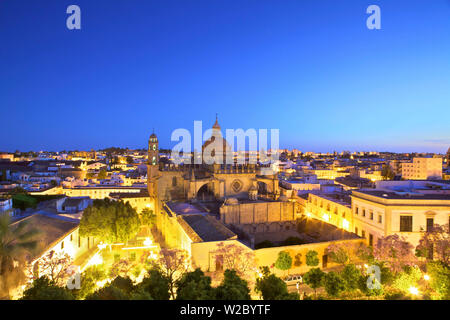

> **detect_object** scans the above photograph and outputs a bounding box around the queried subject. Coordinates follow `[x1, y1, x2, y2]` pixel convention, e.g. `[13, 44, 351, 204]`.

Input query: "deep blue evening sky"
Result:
[1, 0, 449, 153]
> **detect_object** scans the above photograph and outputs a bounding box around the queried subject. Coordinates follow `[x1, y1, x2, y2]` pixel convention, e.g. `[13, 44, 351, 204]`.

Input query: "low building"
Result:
[10, 213, 100, 279]
[401, 157, 442, 180]
[351, 181, 450, 248]
[304, 193, 353, 232]
[63, 186, 146, 199]
[109, 190, 151, 213]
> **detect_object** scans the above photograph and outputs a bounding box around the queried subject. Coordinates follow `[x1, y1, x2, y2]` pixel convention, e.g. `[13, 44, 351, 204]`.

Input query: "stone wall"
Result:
[220, 200, 296, 225]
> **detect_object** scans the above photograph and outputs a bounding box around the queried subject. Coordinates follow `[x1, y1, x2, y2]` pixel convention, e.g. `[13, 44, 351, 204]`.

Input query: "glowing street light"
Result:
[424, 274, 430, 281]
[143, 237, 153, 246]
[409, 286, 419, 296]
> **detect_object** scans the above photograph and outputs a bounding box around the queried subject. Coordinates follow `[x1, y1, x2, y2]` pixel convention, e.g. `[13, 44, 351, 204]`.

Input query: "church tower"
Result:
[147, 132, 159, 198]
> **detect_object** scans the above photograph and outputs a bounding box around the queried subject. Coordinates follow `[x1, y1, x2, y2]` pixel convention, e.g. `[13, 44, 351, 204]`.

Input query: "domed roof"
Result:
[150, 133, 157, 139]
[202, 116, 232, 160]
[212, 115, 221, 130]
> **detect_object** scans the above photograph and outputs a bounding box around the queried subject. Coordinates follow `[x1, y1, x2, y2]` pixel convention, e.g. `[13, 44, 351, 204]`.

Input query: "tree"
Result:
[381, 164, 395, 180]
[416, 224, 449, 265]
[274, 251, 292, 275]
[73, 264, 108, 299]
[373, 235, 417, 273]
[426, 260, 450, 300]
[255, 267, 299, 300]
[86, 283, 129, 300]
[109, 259, 136, 278]
[158, 248, 190, 299]
[214, 242, 256, 280]
[79, 199, 140, 245]
[303, 268, 325, 298]
[109, 276, 134, 295]
[0, 214, 40, 299]
[20, 276, 74, 300]
[305, 250, 319, 267]
[126, 156, 134, 164]
[130, 288, 153, 300]
[34, 250, 73, 286]
[323, 272, 345, 297]
[340, 264, 361, 292]
[215, 269, 250, 300]
[140, 208, 156, 227]
[326, 241, 371, 266]
[392, 265, 422, 294]
[175, 268, 215, 300]
[136, 267, 170, 300]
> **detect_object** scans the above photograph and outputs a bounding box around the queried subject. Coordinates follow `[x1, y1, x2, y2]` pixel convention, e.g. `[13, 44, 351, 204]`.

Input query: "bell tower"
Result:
[147, 132, 159, 198]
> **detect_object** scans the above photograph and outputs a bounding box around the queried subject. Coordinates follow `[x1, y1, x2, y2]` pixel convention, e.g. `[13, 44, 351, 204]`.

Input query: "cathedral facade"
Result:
[147, 118, 281, 205]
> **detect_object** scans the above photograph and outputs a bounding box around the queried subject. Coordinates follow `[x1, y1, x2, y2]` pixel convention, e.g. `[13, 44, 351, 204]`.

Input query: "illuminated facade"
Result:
[401, 157, 443, 180]
[351, 186, 450, 248]
[304, 193, 353, 232]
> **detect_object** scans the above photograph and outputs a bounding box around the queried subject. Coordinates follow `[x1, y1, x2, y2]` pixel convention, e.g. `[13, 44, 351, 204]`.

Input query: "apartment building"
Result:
[401, 157, 442, 180]
[351, 182, 450, 248]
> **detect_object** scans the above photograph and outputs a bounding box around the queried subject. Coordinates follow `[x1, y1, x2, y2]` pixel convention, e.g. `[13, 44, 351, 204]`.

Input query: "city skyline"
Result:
[1, 0, 449, 153]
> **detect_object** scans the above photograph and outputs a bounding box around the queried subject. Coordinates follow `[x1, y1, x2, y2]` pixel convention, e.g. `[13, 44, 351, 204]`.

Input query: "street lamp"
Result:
[409, 286, 419, 296]
[423, 274, 430, 281]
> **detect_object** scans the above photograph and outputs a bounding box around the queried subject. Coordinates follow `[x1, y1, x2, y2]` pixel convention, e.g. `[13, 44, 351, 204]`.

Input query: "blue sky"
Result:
[0, 0, 449, 153]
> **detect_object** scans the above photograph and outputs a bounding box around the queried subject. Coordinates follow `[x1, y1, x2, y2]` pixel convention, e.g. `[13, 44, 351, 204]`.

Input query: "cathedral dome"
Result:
[202, 116, 232, 164]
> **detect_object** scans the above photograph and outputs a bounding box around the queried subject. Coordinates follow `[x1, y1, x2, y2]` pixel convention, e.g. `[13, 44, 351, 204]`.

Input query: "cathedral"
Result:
[147, 117, 282, 205]
[147, 117, 297, 254]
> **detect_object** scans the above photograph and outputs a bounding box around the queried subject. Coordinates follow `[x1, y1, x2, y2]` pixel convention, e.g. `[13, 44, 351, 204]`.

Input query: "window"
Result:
[362, 209, 366, 217]
[70, 234, 73, 241]
[370, 211, 374, 220]
[369, 234, 373, 246]
[172, 177, 177, 187]
[362, 230, 366, 238]
[400, 216, 413, 232]
[61, 241, 64, 250]
[355, 207, 359, 215]
[78, 236, 81, 248]
[378, 215, 382, 224]
[355, 227, 358, 235]
[215, 255, 223, 271]
[426, 218, 434, 232]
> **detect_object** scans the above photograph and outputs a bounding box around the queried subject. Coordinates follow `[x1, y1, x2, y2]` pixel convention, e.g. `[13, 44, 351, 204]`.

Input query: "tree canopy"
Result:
[79, 199, 140, 244]
[274, 251, 292, 274]
[305, 250, 319, 267]
[20, 276, 74, 300]
[214, 269, 250, 300]
[255, 267, 299, 300]
[175, 268, 215, 300]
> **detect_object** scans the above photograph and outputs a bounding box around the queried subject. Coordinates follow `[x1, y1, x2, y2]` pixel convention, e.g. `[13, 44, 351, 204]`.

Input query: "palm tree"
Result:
[0, 214, 41, 299]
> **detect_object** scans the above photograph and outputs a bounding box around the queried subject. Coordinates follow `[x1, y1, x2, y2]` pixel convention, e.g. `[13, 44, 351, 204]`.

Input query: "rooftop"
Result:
[179, 214, 236, 242]
[353, 190, 450, 200]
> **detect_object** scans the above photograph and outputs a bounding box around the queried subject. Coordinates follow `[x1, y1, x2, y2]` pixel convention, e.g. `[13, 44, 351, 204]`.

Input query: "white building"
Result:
[402, 157, 442, 180]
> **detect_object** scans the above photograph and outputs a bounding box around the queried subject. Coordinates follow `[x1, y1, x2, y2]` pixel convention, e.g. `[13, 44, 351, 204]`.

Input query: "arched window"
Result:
[172, 177, 177, 187]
